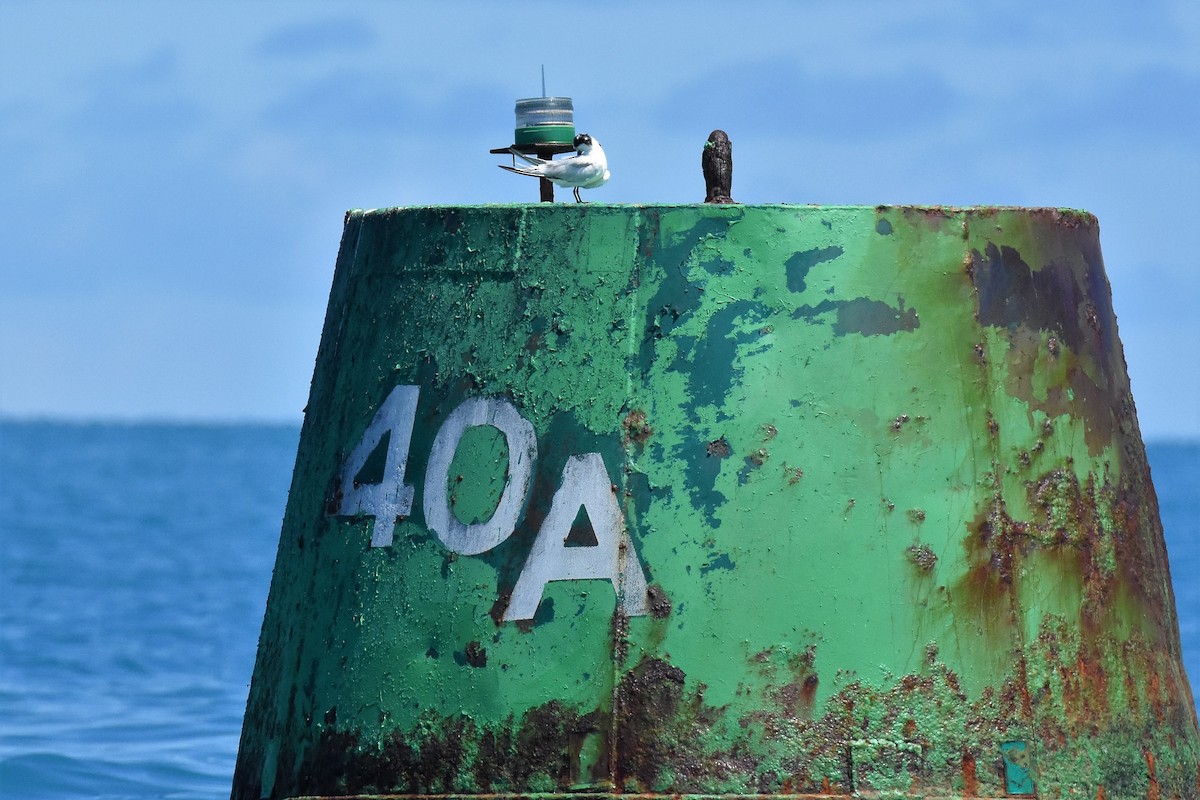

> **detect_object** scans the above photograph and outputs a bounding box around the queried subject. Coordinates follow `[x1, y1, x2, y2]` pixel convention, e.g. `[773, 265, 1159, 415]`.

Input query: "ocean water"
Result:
[0, 422, 296, 800]
[0, 421, 1196, 800]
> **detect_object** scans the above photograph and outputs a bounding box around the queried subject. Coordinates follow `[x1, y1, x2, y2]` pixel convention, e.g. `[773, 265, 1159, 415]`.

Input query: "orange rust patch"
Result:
[962, 750, 978, 797]
[1145, 751, 1159, 800]
[621, 409, 653, 447]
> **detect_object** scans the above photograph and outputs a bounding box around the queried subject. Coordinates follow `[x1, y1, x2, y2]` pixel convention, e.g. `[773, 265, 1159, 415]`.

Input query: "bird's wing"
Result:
[499, 154, 607, 188]
[539, 156, 603, 183]
[580, 168, 611, 189]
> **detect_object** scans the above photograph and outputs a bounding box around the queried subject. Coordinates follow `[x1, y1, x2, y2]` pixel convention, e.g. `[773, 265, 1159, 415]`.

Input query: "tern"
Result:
[499, 133, 610, 202]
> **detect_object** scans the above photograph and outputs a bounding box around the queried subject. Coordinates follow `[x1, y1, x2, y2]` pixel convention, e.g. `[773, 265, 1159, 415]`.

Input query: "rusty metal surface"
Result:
[232, 205, 1199, 800]
[282, 795, 1017, 800]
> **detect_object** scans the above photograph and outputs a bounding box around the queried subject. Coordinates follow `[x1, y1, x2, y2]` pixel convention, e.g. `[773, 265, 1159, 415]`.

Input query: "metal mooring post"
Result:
[536, 145, 555, 203]
[702, 129, 734, 203]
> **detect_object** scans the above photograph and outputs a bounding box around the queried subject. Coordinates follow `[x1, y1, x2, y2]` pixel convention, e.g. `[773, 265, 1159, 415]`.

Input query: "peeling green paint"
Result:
[233, 205, 1199, 800]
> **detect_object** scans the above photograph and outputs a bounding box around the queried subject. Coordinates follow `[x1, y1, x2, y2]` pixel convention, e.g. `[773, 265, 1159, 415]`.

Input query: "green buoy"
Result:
[232, 204, 1199, 799]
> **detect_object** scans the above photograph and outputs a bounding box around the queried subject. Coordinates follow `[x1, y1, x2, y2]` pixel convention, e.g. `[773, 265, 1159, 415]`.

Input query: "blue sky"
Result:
[1, 1, 1197, 438]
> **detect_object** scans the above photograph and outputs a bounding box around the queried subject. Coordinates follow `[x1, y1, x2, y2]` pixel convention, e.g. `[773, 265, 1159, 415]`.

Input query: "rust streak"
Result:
[962, 750, 978, 797]
[1145, 750, 1159, 800]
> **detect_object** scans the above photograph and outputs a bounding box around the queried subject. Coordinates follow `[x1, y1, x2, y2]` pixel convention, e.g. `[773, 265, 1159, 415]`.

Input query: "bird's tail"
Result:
[508, 148, 551, 166]
[498, 164, 543, 178]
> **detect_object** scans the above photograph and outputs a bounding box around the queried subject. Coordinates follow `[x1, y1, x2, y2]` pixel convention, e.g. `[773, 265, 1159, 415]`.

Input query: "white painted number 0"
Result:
[422, 397, 537, 555]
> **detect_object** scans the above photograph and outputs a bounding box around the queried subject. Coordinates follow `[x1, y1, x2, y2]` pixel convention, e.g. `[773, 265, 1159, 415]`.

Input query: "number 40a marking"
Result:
[328, 385, 649, 621]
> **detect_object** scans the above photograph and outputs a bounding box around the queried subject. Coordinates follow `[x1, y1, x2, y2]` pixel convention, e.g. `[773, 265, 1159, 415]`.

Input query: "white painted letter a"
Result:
[503, 453, 649, 621]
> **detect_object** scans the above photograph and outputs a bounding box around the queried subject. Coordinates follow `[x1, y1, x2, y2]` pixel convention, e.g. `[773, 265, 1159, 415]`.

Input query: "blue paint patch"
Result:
[1000, 740, 1035, 795]
[701, 552, 736, 575]
[700, 254, 737, 276]
[785, 246, 843, 294]
[673, 426, 727, 529]
[791, 296, 919, 336]
[672, 301, 773, 420]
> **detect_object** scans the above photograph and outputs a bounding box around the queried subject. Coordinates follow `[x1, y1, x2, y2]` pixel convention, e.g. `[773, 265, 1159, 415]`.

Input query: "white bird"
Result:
[499, 133, 610, 202]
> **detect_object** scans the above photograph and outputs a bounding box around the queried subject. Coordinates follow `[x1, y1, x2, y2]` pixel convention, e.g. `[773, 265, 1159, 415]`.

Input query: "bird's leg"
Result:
[574, 186, 584, 203]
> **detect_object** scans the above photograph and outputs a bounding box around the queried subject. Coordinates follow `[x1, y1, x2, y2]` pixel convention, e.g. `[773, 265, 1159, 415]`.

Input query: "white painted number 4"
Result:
[333, 385, 418, 548]
[329, 385, 648, 620]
